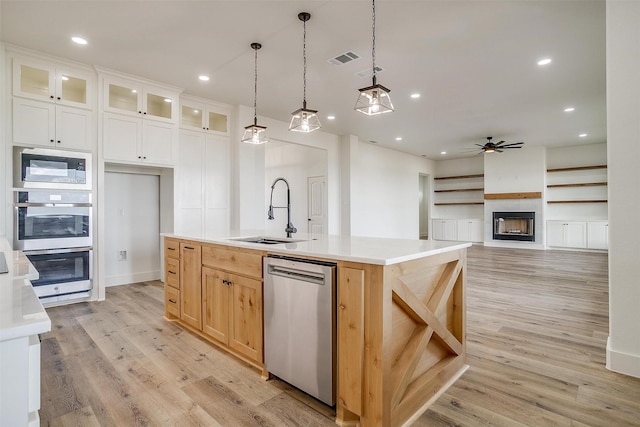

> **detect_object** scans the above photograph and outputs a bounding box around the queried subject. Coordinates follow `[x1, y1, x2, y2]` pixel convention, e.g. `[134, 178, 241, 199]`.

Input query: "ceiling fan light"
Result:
[241, 123, 269, 144]
[289, 107, 321, 133]
[354, 83, 394, 115]
[484, 147, 495, 153]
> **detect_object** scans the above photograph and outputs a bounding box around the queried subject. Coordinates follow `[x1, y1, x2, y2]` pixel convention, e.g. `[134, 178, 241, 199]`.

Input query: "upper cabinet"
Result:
[100, 73, 182, 166]
[104, 77, 178, 124]
[180, 97, 230, 135]
[13, 58, 93, 110]
[11, 55, 95, 151]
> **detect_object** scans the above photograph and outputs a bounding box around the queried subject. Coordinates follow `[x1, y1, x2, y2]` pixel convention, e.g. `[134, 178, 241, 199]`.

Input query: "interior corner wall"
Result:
[0, 43, 7, 240]
[349, 140, 435, 239]
[606, 0, 640, 379]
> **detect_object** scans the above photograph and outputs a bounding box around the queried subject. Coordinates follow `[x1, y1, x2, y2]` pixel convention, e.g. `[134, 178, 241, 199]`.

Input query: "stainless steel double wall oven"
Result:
[14, 147, 93, 304]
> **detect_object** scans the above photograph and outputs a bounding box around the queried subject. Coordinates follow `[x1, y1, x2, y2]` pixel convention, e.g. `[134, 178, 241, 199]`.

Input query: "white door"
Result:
[307, 176, 327, 235]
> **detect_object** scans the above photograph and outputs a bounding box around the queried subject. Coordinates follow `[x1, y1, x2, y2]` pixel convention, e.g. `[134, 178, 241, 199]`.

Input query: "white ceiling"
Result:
[0, 0, 606, 160]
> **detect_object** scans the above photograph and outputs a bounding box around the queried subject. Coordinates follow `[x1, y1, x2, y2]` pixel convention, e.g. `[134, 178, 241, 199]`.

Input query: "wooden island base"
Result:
[336, 248, 467, 426]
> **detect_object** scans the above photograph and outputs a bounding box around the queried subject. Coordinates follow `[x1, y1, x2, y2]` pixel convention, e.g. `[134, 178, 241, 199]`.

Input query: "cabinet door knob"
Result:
[57, 140, 61, 144]
[143, 156, 147, 159]
[57, 97, 61, 100]
[138, 111, 142, 114]
[138, 156, 142, 159]
[50, 95, 54, 99]
[50, 139, 54, 143]
[143, 112, 147, 115]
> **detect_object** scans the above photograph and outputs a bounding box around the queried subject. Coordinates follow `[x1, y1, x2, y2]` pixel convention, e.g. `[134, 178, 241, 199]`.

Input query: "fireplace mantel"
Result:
[484, 192, 542, 200]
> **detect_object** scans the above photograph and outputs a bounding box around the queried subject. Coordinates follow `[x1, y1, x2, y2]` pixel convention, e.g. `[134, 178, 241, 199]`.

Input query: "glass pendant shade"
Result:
[243, 42, 268, 144]
[289, 105, 321, 133]
[354, 82, 394, 115]
[241, 122, 268, 144]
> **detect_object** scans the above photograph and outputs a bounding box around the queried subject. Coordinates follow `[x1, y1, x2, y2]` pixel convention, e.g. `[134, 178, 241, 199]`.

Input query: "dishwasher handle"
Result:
[266, 263, 326, 286]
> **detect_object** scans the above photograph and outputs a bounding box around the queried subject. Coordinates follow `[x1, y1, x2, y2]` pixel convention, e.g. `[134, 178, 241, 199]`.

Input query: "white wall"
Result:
[104, 172, 160, 287]
[0, 44, 7, 239]
[264, 140, 326, 237]
[484, 145, 546, 194]
[606, 0, 640, 378]
[348, 141, 435, 239]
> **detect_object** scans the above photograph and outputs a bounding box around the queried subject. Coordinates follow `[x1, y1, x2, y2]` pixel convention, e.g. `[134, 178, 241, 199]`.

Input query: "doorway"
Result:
[419, 174, 430, 239]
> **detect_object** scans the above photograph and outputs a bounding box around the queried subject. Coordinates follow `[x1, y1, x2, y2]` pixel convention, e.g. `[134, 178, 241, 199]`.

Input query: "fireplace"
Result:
[493, 211, 535, 242]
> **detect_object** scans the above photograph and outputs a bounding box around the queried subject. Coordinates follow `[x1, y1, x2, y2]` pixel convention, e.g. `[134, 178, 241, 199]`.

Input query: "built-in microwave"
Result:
[13, 146, 92, 190]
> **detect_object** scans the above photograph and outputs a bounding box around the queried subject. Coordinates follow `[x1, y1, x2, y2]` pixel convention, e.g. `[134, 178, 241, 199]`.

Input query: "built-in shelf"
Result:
[434, 174, 484, 180]
[547, 182, 607, 188]
[547, 165, 607, 173]
[547, 200, 608, 204]
[434, 202, 485, 206]
[434, 188, 484, 193]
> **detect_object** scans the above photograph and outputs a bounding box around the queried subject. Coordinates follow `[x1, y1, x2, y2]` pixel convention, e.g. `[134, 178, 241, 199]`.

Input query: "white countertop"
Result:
[0, 238, 51, 342]
[164, 231, 471, 265]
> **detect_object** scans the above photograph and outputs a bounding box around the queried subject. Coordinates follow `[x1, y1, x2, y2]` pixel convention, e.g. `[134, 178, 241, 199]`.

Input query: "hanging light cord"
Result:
[371, 0, 377, 85]
[253, 46, 258, 125]
[302, 16, 307, 108]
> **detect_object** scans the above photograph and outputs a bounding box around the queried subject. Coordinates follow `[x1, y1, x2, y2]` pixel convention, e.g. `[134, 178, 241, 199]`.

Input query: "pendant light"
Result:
[242, 42, 269, 144]
[289, 12, 321, 133]
[354, 0, 394, 115]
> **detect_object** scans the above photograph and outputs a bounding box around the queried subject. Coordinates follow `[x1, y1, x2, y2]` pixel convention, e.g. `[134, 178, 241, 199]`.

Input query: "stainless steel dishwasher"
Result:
[263, 255, 336, 406]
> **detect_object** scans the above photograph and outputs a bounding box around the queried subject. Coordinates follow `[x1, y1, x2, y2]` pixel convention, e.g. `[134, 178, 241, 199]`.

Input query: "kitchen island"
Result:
[0, 237, 51, 427]
[163, 232, 470, 427]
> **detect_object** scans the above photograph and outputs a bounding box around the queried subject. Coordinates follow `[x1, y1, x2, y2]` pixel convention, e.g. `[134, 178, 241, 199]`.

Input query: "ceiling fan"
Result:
[477, 136, 524, 154]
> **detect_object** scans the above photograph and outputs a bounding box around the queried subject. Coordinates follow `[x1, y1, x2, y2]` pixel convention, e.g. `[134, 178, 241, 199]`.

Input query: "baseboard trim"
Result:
[105, 270, 160, 287]
[606, 336, 640, 378]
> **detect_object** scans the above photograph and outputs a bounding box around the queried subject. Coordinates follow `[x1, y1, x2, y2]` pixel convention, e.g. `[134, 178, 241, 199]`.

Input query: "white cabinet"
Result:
[587, 221, 609, 249]
[103, 112, 176, 166]
[180, 98, 230, 135]
[432, 219, 457, 241]
[102, 76, 180, 166]
[104, 77, 178, 123]
[11, 56, 95, 151]
[547, 221, 587, 248]
[457, 219, 483, 242]
[13, 98, 92, 150]
[174, 130, 230, 236]
[13, 57, 93, 109]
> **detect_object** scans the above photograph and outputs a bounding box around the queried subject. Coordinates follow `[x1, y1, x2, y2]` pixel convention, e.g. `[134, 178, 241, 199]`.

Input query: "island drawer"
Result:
[165, 286, 180, 318]
[202, 245, 262, 279]
[165, 238, 180, 259]
[165, 257, 180, 289]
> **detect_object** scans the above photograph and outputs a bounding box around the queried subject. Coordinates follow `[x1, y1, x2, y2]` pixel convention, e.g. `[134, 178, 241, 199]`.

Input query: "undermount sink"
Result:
[229, 236, 306, 245]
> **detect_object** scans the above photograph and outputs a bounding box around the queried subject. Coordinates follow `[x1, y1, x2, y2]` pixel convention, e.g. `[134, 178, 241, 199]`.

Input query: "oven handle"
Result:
[14, 203, 92, 208]
[24, 247, 93, 256]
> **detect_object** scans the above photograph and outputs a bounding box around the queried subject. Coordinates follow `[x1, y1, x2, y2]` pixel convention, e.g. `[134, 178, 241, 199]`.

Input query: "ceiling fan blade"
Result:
[496, 149, 504, 153]
[494, 140, 506, 146]
[503, 146, 522, 149]
[475, 144, 486, 148]
[502, 142, 524, 147]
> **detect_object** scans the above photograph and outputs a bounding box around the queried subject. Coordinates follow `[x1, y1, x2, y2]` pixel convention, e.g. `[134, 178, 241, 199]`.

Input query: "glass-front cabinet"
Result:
[12, 58, 93, 109]
[180, 98, 229, 134]
[104, 77, 178, 123]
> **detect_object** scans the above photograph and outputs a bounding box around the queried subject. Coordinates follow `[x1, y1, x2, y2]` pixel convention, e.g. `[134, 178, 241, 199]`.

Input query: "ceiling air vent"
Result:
[355, 66, 383, 79]
[328, 51, 360, 66]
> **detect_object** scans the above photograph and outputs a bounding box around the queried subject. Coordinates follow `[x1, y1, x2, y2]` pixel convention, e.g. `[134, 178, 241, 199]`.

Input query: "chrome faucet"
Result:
[268, 177, 297, 238]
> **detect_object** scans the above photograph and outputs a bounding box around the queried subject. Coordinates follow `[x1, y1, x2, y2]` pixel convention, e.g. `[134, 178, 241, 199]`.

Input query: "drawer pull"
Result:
[184, 246, 195, 250]
[168, 299, 177, 304]
[168, 270, 176, 275]
[167, 247, 176, 251]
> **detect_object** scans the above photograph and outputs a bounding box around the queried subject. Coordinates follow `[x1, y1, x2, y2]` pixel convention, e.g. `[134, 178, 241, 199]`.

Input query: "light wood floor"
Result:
[39, 246, 640, 426]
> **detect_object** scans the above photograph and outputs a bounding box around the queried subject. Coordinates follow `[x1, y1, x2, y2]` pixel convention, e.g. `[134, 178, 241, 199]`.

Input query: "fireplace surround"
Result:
[493, 211, 535, 242]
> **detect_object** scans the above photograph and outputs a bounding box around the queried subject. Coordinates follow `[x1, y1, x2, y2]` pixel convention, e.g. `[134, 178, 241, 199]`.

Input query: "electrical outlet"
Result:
[118, 250, 127, 261]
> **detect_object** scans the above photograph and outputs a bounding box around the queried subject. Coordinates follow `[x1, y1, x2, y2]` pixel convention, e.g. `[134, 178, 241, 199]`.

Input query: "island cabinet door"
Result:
[180, 242, 202, 330]
[228, 273, 263, 364]
[202, 267, 230, 344]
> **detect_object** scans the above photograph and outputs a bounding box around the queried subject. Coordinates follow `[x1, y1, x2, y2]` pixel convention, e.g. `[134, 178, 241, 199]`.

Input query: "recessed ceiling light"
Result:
[198, 75, 210, 81]
[441, 151, 447, 155]
[164, 98, 172, 103]
[193, 109, 199, 113]
[410, 93, 421, 99]
[71, 36, 88, 45]
[579, 133, 588, 137]
[395, 137, 402, 141]
[327, 115, 335, 120]
[61, 76, 69, 81]
[564, 107, 575, 112]
[537, 58, 552, 66]
[131, 89, 137, 93]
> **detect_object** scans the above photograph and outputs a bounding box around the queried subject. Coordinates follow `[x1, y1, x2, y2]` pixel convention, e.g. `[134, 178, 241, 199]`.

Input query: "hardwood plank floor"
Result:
[38, 246, 640, 426]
